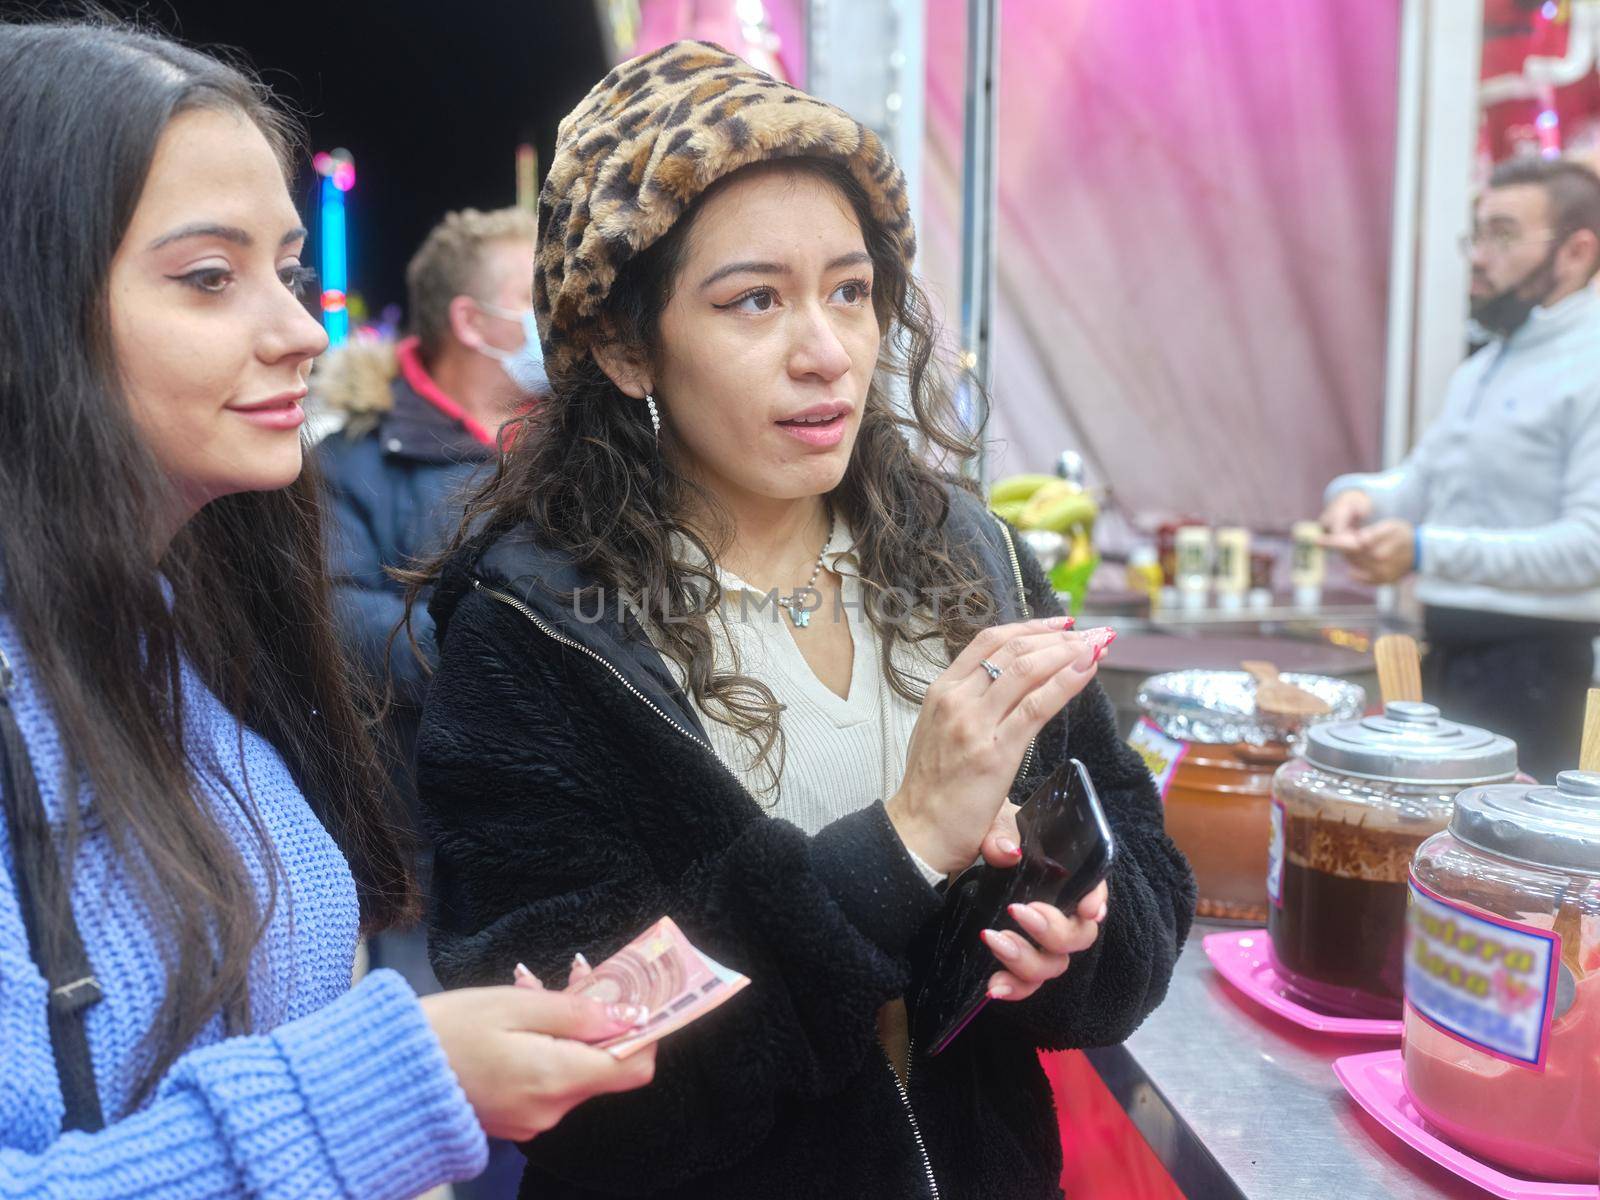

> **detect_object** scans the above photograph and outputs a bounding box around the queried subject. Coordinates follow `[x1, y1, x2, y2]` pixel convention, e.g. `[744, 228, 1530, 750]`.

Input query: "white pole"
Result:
[957, 0, 1000, 484]
[1382, 0, 1425, 470]
[1412, 0, 1484, 433]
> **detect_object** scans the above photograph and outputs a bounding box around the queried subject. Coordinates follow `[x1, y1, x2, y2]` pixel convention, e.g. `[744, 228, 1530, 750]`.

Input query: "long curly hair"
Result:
[413, 158, 998, 792]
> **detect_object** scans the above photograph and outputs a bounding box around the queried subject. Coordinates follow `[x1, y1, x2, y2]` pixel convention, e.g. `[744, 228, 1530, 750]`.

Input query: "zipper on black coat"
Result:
[469, 534, 1038, 1200]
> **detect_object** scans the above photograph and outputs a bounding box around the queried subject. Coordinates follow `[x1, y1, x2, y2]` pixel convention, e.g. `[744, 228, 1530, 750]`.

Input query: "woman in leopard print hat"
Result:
[413, 39, 1194, 1200]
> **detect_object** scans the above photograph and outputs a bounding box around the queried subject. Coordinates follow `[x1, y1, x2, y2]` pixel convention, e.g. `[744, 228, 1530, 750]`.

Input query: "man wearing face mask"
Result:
[316, 206, 542, 739]
[311, 206, 542, 1200]
[1320, 158, 1600, 781]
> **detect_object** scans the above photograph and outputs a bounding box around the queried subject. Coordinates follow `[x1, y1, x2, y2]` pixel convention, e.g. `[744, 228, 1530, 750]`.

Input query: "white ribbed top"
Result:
[652, 531, 951, 881]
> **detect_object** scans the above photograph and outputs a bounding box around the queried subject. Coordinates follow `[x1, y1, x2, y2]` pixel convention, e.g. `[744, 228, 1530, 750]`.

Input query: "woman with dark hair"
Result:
[414, 41, 1195, 1200]
[0, 19, 654, 1196]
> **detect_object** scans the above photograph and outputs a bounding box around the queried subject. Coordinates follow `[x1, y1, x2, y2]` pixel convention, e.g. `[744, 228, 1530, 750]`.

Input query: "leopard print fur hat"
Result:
[533, 40, 915, 380]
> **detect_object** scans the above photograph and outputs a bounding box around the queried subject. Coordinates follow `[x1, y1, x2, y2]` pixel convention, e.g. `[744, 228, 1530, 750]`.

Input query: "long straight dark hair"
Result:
[0, 18, 416, 1108]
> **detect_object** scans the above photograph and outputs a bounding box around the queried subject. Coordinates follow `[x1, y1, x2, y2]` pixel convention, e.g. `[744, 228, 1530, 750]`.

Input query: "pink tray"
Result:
[1202, 929, 1404, 1038]
[1334, 1049, 1599, 1200]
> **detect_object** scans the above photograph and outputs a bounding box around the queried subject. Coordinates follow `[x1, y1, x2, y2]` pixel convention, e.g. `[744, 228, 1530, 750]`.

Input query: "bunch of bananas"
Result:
[989, 474, 1099, 571]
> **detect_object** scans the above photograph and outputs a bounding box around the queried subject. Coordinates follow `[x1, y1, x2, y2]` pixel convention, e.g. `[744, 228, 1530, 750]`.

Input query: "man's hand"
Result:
[1319, 489, 1375, 538]
[1340, 518, 1416, 585]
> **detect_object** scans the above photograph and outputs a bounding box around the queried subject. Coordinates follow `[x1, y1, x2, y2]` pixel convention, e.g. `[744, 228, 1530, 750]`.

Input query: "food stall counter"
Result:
[1084, 921, 1490, 1200]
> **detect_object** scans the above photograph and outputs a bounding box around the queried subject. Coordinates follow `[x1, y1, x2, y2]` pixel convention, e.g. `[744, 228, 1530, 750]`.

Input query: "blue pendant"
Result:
[789, 607, 811, 629]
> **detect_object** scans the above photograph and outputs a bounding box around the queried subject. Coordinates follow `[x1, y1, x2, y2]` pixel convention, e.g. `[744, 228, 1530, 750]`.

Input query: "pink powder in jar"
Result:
[1402, 910, 1600, 1182]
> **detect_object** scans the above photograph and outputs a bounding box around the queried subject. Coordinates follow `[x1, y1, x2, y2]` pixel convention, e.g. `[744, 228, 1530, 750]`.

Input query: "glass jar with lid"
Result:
[1267, 701, 1518, 1019]
[1403, 770, 1600, 1183]
[1135, 669, 1365, 924]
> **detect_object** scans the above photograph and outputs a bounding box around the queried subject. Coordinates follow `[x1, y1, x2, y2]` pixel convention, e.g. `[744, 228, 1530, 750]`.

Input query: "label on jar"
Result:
[1266, 797, 1285, 907]
[1127, 719, 1188, 804]
[1405, 877, 1561, 1070]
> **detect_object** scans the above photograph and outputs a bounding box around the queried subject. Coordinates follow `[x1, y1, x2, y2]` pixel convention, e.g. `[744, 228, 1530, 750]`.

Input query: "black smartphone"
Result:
[911, 758, 1115, 1056]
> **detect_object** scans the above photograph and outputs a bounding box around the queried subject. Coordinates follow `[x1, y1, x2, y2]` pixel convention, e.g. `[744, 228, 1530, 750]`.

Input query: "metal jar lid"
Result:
[1450, 770, 1600, 876]
[1301, 701, 1518, 786]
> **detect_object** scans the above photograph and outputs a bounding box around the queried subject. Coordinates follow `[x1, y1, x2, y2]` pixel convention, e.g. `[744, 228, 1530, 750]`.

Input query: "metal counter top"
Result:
[1085, 923, 1488, 1200]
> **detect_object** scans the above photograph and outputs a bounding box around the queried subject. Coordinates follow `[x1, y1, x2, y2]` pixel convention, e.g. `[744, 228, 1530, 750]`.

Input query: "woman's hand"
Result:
[975, 803, 1108, 1002]
[983, 882, 1108, 1001]
[420, 984, 657, 1142]
[886, 618, 1111, 874]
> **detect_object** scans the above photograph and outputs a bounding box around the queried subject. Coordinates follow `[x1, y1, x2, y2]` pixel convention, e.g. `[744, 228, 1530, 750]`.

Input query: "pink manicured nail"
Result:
[984, 930, 1021, 960]
[1095, 902, 1108, 924]
[988, 981, 1014, 1000]
[995, 837, 1020, 858]
[572, 952, 591, 972]
[1009, 903, 1046, 935]
[513, 962, 541, 988]
[1091, 628, 1118, 664]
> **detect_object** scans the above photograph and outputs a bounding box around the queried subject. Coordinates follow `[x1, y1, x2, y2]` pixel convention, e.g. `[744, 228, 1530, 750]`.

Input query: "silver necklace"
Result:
[778, 510, 835, 629]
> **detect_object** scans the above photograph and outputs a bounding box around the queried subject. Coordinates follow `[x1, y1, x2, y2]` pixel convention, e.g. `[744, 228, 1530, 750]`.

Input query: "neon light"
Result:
[1536, 105, 1562, 158]
[319, 174, 348, 346]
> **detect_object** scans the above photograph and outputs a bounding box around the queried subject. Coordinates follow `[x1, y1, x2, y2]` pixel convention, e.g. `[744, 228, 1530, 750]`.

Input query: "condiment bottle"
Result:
[1214, 527, 1251, 611]
[1291, 520, 1324, 611]
[1174, 525, 1212, 611]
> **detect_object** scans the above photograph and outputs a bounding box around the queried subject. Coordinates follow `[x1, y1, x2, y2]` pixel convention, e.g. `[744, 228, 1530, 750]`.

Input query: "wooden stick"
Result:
[1241, 660, 1331, 718]
[1240, 660, 1278, 688]
[1580, 688, 1600, 773]
[1373, 635, 1423, 705]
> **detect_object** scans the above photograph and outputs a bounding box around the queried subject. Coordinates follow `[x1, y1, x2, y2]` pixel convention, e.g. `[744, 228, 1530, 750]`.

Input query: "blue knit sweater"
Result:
[0, 614, 487, 1198]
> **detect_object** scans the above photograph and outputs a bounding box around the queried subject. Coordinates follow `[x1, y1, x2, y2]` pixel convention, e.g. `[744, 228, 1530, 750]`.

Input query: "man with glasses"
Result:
[1321, 158, 1600, 782]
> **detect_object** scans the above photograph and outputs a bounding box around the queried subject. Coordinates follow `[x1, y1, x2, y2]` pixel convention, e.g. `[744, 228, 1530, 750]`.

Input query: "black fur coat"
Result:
[417, 486, 1196, 1200]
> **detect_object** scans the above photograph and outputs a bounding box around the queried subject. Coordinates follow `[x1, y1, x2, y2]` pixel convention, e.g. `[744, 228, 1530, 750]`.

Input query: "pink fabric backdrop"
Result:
[919, 0, 1401, 526]
[631, 0, 805, 82]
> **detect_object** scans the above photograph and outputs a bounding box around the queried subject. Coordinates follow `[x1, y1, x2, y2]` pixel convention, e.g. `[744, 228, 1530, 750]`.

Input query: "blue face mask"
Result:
[473, 302, 548, 395]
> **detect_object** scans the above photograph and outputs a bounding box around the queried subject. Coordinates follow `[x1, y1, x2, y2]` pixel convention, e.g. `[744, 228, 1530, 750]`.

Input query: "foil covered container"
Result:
[1137, 669, 1366, 746]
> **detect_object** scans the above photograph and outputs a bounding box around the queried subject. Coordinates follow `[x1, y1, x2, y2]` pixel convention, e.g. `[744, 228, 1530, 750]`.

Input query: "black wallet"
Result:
[911, 757, 1115, 1056]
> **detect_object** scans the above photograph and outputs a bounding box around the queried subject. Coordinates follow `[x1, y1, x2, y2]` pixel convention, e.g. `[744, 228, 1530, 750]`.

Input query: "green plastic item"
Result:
[1049, 554, 1099, 617]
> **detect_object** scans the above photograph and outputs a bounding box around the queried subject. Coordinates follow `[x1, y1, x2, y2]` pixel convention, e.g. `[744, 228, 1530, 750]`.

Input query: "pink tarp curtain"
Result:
[919, 0, 1402, 527]
[631, 0, 805, 83]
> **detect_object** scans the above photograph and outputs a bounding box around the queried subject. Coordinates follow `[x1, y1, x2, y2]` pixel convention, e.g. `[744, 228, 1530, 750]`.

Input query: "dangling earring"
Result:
[644, 393, 661, 441]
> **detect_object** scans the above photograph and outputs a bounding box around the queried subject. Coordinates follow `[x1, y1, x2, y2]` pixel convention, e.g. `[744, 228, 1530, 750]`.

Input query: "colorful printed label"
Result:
[1127, 718, 1188, 805]
[1405, 877, 1561, 1070]
[1266, 797, 1285, 907]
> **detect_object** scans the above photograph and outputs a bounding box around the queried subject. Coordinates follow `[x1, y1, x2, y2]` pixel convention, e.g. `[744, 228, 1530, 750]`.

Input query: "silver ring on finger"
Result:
[980, 658, 1004, 682]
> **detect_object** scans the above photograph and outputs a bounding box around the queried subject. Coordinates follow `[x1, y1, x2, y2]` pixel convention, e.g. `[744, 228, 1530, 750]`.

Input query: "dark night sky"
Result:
[20, 0, 609, 316]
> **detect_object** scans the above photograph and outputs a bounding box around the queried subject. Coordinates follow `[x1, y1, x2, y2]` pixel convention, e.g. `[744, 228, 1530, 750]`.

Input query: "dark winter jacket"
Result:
[417, 484, 1196, 1200]
[313, 338, 495, 805]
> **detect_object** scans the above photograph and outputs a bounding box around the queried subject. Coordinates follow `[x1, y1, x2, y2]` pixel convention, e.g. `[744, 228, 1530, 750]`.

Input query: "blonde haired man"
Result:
[316, 204, 540, 698]
[312, 205, 543, 1200]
